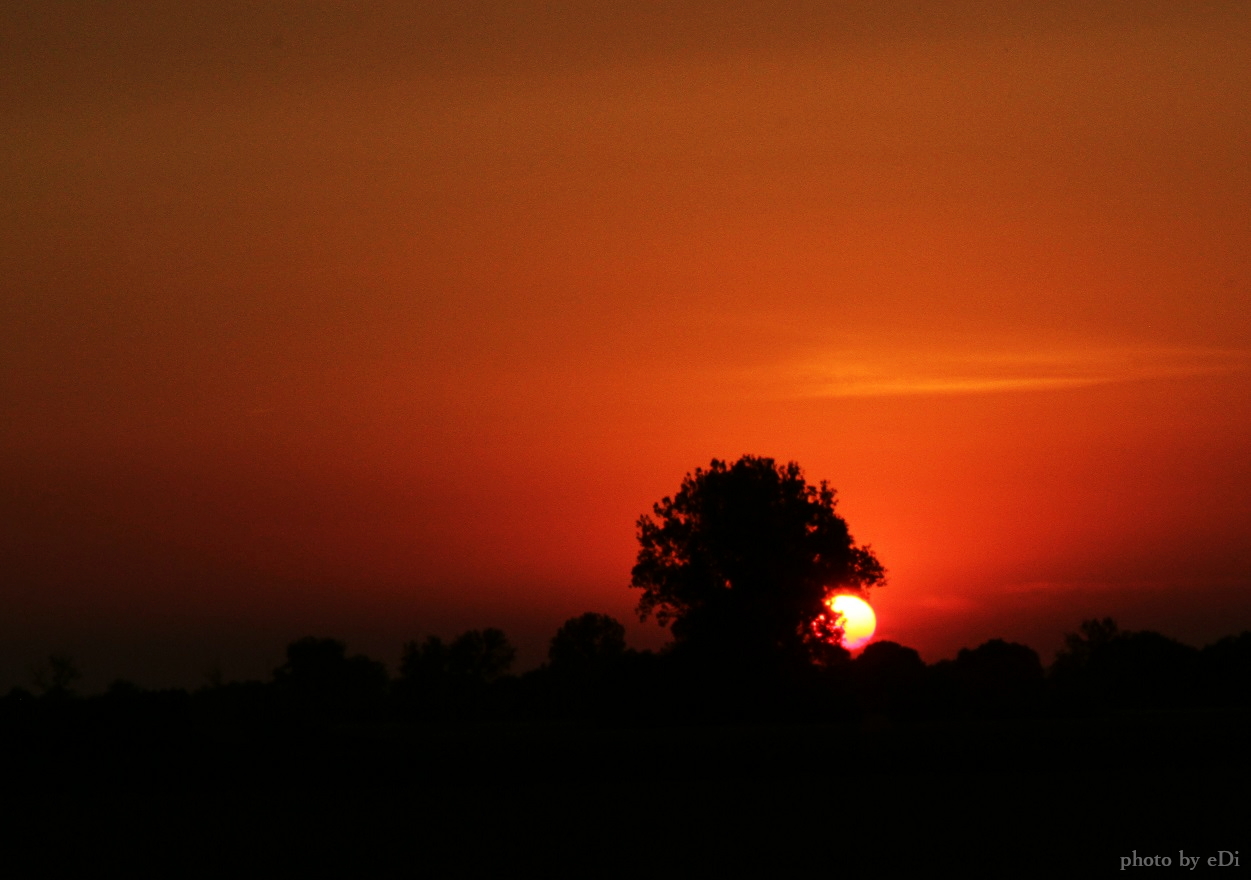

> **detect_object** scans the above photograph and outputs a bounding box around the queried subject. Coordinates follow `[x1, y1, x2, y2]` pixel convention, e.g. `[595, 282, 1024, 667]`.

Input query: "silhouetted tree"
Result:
[1051, 619, 1201, 710]
[631, 456, 884, 667]
[1051, 617, 1120, 678]
[946, 639, 1044, 716]
[854, 640, 927, 717]
[1200, 631, 1251, 707]
[272, 637, 389, 723]
[400, 629, 516, 683]
[396, 629, 517, 719]
[529, 613, 638, 720]
[548, 613, 627, 676]
[1087, 630, 1198, 708]
[32, 652, 81, 698]
[448, 628, 516, 682]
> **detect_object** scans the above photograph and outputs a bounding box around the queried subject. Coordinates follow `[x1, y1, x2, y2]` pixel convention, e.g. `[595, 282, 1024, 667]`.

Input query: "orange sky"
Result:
[3, 3, 1249, 687]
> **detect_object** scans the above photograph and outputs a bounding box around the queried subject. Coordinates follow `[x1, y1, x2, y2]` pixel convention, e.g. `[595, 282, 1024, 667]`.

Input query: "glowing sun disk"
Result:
[826, 593, 877, 650]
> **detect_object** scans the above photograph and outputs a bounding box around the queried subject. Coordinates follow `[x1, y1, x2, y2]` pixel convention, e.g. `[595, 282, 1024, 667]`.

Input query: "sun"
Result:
[825, 593, 877, 650]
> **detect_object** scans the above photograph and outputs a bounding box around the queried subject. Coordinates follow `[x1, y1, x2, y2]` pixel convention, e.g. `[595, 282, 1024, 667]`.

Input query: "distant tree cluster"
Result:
[2, 456, 1247, 733]
[3, 617, 1249, 737]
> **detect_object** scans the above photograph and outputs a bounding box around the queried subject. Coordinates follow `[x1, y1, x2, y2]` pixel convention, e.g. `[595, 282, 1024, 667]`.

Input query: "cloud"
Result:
[781, 346, 1249, 399]
[916, 595, 981, 612]
[1001, 579, 1160, 596]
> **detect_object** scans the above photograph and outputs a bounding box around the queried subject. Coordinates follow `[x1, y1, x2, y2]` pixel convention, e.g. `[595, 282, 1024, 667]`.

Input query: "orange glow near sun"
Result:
[826, 594, 877, 650]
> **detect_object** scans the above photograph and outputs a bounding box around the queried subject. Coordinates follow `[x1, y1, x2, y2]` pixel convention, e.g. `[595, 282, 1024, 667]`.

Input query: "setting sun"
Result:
[827, 594, 877, 650]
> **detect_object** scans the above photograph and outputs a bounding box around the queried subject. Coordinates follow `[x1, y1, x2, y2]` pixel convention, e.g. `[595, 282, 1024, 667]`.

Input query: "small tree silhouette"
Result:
[272, 637, 389, 722]
[548, 613, 627, 676]
[33, 652, 81, 698]
[854, 640, 927, 716]
[397, 629, 517, 719]
[1051, 617, 1120, 677]
[948, 639, 1044, 716]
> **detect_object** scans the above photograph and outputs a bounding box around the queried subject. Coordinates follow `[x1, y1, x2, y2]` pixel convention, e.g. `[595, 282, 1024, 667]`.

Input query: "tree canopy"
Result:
[548, 612, 627, 675]
[399, 628, 516, 685]
[630, 455, 884, 666]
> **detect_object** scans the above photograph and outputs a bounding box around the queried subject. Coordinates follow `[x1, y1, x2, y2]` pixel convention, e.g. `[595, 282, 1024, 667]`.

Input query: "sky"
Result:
[3, 2, 1250, 689]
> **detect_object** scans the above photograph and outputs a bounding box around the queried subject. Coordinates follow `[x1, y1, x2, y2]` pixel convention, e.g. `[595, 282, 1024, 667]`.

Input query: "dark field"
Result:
[5, 708, 1245, 874]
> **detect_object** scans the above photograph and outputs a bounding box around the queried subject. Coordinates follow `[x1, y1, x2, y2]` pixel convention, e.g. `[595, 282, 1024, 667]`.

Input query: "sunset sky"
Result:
[4, 2, 1249, 688]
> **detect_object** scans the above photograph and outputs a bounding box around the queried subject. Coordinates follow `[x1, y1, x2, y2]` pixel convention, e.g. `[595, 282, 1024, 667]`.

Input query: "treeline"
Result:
[3, 614, 1249, 733]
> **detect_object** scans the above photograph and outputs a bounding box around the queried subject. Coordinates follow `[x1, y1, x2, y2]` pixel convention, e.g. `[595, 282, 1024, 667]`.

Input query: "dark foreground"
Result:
[3, 708, 1245, 875]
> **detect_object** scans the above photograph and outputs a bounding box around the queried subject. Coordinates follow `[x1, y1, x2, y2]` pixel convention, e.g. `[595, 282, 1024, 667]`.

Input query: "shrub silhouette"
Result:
[1200, 631, 1251, 706]
[1052, 619, 1201, 710]
[1086, 631, 1198, 708]
[943, 639, 1044, 716]
[853, 640, 927, 717]
[547, 612, 627, 676]
[396, 629, 517, 719]
[32, 653, 81, 698]
[272, 637, 389, 723]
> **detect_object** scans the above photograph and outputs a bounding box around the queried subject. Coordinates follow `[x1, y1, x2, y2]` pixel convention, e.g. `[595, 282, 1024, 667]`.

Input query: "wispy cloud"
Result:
[778, 346, 1249, 399]
[916, 595, 981, 612]
[1002, 579, 1154, 595]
